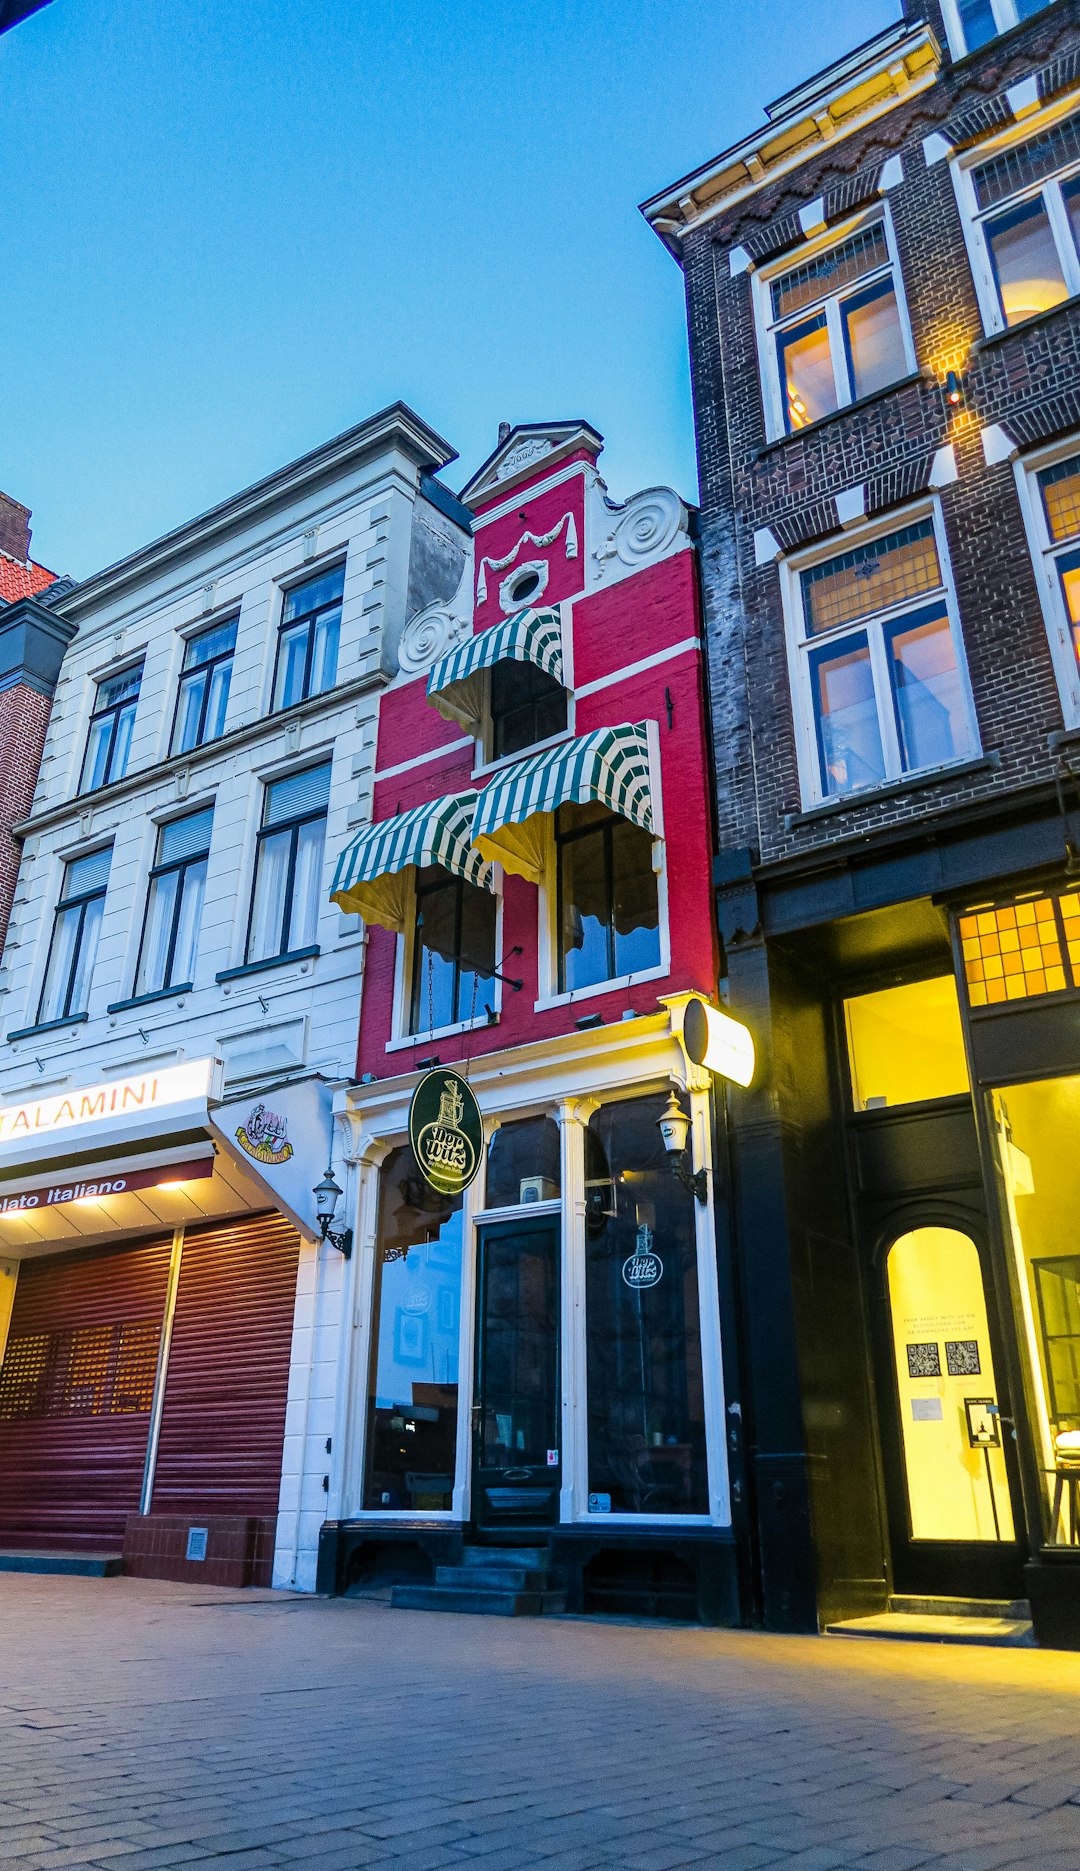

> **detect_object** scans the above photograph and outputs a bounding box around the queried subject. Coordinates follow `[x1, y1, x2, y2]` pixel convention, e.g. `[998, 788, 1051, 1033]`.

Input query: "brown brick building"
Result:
[645, 0, 1080, 1645]
[0, 495, 69, 957]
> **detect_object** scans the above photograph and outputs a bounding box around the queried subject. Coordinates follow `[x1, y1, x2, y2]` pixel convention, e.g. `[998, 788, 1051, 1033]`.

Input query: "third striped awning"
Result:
[426, 606, 565, 733]
[471, 722, 656, 882]
[330, 792, 492, 933]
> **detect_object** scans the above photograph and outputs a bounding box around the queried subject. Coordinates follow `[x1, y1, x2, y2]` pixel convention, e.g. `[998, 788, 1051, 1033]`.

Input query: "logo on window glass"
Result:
[408, 1069, 482, 1196]
[235, 1102, 293, 1166]
[622, 1251, 664, 1290]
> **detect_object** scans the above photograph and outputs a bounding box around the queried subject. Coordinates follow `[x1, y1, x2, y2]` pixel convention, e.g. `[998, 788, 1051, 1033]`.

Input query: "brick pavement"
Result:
[3, 1578, 1080, 1870]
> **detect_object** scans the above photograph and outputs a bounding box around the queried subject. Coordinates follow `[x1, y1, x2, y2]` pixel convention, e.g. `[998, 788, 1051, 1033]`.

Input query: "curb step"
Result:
[391, 1583, 566, 1617]
[827, 1611, 1033, 1648]
[0, 1550, 123, 1578]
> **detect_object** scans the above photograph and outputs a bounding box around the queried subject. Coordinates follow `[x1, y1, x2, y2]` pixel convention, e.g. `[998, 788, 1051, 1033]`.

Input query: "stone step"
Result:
[889, 1594, 1030, 1620]
[435, 1563, 551, 1591]
[458, 1545, 549, 1570]
[827, 1611, 1033, 1648]
[391, 1582, 566, 1617]
[0, 1549, 123, 1578]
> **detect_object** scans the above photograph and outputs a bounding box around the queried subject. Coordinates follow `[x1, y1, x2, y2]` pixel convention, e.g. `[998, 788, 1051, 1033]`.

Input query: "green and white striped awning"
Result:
[331, 792, 493, 933]
[426, 606, 565, 733]
[471, 722, 656, 882]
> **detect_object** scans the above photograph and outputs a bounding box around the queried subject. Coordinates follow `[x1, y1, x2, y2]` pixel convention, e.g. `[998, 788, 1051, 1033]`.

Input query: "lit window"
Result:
[761, 218, 912, 437]
[37, 847, 111, 1026]
[246, 762, 330, 964]
[945, 0, 1053, 59]
[171, 619, 237, 755]
[556, 801, 660, 992]
[409, 865, 497, 1035]
[960, 105, 1080, 333]
[272, 565, 344, 711]
[789, 514, 977, 802]
[844, 977, 970, 1111]
[79, 665, 142, 794]
[958, 892, 1080, 1006]
[134, 808, 213, 997]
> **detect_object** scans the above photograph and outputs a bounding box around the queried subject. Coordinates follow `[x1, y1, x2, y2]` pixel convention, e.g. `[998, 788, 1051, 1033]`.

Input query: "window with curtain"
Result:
[171, 619, 237, 755]
[134, 807, 213, 997]
[761, 217, 911, 436]
[791, 514, 977, 802]
[489, 658, 567, 759]
[272, 564, 344, 711]
[408, 865, 497, 1036]
[37, 847, 111, 1025]
[556, 800, 660, 992]
[79, 665, 142, 794]
[246, 762, 331, 964]
[965, 106, 1080, 332]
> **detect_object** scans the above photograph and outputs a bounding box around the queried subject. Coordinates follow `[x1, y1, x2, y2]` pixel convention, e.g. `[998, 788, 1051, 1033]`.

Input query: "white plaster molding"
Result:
[1007, 76, 1040, 120]
[835, 484, 867, 527]
[922, 131, 951, 167]
[798, 197, 827, 237]
[477, 511, 577, 604]
[981, 423, 1017, 467]
[594, 487, 687, 574]
[498, 557, 550, 616]
[396, 601, 470, 676]
[492, 436, 553, 483]
[929, 443, 958, 489]
[728, 245, 753, 277]
[878, 153, 904, 192]
[753, 526, 782, 566]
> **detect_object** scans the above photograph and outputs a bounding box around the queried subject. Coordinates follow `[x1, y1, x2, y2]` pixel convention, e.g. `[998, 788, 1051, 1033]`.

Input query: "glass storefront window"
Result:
[584, 1095, 709, 1515]
[363, 1145, 463, 1512]
[844, 976, 969, 1111]
[992, 1075, 1080, 1545]
[485, 1117, 561, 1209]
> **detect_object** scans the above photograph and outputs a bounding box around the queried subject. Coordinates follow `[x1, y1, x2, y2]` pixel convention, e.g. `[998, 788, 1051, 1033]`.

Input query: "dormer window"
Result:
[490, 658, 568, 760]
[945, 0, 1052, 59]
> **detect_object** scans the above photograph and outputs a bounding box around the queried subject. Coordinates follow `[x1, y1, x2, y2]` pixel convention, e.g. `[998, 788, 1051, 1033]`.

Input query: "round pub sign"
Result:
[408, 1068, 483, 1196]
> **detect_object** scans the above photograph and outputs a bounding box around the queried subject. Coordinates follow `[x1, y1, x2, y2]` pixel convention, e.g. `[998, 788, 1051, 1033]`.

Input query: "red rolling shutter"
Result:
[150, 1211, 300, 1517]
[0, 1237, 172, 1552]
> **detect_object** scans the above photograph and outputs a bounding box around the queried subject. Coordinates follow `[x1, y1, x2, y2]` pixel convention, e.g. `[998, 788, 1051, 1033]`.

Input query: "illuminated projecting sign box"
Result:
[0, 1059, 217, 1147]
[0, 1157, 216, 1216]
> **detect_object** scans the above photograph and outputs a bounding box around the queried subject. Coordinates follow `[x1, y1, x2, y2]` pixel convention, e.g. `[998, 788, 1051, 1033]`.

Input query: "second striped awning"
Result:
[426, 606, 565, 733]
[330, 792, 493, 933]
[471, 722, 656, 882]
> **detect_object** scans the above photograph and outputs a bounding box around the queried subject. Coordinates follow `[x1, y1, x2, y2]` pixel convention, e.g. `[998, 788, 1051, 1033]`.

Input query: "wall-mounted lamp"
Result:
[944, 369, 964, 408]
[313, 1166, 352, 1257]
[656, 1091, 708, 1205]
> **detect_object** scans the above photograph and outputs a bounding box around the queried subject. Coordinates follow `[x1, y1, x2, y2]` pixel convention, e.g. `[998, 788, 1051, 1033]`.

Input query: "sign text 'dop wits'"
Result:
[408, 1070, 483, 1196]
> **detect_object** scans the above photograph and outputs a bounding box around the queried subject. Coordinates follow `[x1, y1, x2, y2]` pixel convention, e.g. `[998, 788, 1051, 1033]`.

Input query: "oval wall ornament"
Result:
[408, 1068, 483, 1197]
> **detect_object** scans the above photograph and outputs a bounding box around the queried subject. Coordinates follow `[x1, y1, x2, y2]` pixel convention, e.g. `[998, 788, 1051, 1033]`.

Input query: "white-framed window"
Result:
[79, 664, 143, 794]
[395, 865, 501, 1043]
[1015, 438, 1080, 725]
[271, 562, 344, 712]
[954, 96, 1080, 335]
[754, 209, 915, 439]
[941, 0, 1053, 61]
[245, 761, 331, 964]
[134, 807, 213, 997]
[782, 505, 980, 806]
[37, 847, 111, 1026]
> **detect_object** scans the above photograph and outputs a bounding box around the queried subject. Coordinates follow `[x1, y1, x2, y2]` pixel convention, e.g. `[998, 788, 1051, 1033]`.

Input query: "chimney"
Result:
[0, 494, 32, 564]
[497, 422, 512, 445]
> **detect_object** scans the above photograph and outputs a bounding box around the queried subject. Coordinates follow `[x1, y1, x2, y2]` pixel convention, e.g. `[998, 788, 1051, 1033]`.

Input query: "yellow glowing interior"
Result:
[959, 896, 1070, 1006]
[844, 976, 969, 1111]
[887, 1226, 1014, 1544]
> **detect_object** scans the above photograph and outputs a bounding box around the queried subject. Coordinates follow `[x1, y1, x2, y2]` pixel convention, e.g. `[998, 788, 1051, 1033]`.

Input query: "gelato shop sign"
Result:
[0, 1059, 216, 1146]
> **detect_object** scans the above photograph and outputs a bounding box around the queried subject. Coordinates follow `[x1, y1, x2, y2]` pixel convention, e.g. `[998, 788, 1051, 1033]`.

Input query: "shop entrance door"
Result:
[877, 1224, 1024, 1600]
[471, 1216, 560, 1537]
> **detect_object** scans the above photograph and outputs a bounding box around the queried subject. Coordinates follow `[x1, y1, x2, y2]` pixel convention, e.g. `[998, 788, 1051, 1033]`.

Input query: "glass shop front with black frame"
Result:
[317, 1005, 742, 1622]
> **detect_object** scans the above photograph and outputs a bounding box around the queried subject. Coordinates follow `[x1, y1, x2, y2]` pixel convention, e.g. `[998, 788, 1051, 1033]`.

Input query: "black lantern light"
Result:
[313, 1165, 352, 1257]
[656, 1091, 707, 1205]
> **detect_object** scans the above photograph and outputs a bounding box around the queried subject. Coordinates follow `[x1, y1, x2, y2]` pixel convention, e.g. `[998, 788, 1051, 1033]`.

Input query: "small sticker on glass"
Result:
[546, 1449, 559, 1466]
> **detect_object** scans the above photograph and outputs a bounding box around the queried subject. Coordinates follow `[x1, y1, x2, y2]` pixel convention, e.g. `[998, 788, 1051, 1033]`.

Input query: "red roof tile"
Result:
[0, 553, 55, 603]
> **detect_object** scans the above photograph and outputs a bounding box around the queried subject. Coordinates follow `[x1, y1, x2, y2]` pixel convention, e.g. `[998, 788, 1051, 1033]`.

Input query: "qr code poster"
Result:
[946, 1340, 981, 1377]
[906, 1341, 942, 1379]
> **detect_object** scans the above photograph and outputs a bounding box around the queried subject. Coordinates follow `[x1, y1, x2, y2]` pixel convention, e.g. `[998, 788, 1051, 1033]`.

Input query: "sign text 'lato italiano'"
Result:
[0, 1157, 216, 1216]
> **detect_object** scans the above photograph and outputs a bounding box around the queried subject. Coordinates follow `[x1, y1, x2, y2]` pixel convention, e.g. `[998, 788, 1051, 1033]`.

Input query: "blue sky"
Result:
[5, 0, 897, 578]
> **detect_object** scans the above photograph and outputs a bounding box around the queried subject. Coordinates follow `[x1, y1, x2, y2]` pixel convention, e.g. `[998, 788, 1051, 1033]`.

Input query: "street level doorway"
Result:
[471, 1216, 560, 1536]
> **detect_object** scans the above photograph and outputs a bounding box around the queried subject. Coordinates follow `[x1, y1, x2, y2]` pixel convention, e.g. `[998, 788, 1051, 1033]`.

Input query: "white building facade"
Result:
[0, 404, 469, 1591]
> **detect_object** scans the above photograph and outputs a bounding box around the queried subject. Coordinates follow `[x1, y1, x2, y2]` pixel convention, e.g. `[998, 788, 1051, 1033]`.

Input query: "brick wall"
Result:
[0, 682, 52, 953]
[681, 0, 1080, 869]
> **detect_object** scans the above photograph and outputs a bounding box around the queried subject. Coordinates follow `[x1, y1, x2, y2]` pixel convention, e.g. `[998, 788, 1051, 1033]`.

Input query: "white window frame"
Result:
[471, 604, 577, 778]
[781, 500, 981, 809]
[387, 865, 505, 1051]
[940, 0, 1052, 61]
[952, 89, 1080, 338]
[752, 204, 917, 444]
[1014, 433, 1080, 728]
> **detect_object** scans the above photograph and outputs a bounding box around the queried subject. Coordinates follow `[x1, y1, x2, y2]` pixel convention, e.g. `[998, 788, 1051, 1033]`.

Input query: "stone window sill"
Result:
[755, 372, 927, 460]
[785, 753, 1000, 829]
[216, 945, 320, 984]
[107, 983, 194, 1013]
[7, 1011, 90, 1042]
